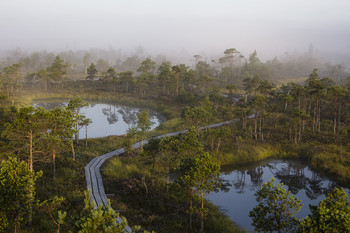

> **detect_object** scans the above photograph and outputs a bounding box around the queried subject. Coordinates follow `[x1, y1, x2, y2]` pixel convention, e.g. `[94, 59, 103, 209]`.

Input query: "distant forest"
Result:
[0, 46, 349, 90]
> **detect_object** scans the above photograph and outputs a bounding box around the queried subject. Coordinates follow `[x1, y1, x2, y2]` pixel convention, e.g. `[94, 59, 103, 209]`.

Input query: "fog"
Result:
[1, 0, 350, 63]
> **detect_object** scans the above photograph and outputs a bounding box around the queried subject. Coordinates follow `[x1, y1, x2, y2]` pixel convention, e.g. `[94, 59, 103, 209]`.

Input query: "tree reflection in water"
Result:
[117, 106, 138, 125]
[227, 160, 342, 200]
[101, 105, 159, 127]
[234, 171, 246, 194]
[207, 160, 350, 232]
[273, 161, 338, 200]
[102, 105, 119, 124]
[247, 166, 263, 188]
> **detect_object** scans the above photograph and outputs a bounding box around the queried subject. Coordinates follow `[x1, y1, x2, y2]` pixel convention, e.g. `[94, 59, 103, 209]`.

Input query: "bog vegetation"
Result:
[0, 48, 349, 232]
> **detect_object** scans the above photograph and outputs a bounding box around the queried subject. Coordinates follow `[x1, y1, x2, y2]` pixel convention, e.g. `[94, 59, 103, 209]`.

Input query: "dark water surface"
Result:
[33, 102, 164, 138]
[207, 160, 350, 232]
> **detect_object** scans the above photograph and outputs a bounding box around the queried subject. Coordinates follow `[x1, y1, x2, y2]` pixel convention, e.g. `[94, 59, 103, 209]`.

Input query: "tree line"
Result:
[1, 48, 349, 103]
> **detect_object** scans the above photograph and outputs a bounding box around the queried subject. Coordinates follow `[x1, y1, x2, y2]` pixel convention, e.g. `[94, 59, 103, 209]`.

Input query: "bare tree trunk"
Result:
[74, 107, 81, 144]
[317, 99, 321, 132]
[189, 188, 193, 229]
[53, 148, 56, 179]
[340, 143, 343, 160]
[216, 138, 221, 152]
[166, 168, 170, 193]
[85, 125, 88, 148]
[298, 119, 302, 143]
[333, 110, 337, 134]
[71, 138, 75, 160]
[142, 175, 148, 194]
[254, 117, 258, 141]
[29, 130, 33, 225]
[261, 108, 265, 141]
[338, 98, 342, 134]
[29, 130, 33, 171]
[289, 127, 292, 142]
[200, 192, 204, 233]
[176, 75, 179, 96]
[243, 95, 247, 129]
[312, 106, 316, 132]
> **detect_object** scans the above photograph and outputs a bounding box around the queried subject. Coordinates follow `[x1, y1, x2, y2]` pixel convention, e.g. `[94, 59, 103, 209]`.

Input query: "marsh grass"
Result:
[211, 141, 282, 166]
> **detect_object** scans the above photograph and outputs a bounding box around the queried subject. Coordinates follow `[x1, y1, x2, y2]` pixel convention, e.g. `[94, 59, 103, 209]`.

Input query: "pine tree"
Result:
[0, 156, 42, 233]
[299, 187, 350, 232]
[249, 177, 302, 233]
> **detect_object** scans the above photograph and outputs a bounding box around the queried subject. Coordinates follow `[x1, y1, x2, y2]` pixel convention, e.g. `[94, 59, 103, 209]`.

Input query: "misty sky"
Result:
[1, 0, 350, 58]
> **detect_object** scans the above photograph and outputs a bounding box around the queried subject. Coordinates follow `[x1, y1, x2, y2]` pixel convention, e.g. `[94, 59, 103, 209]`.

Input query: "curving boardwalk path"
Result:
[85, 119, 238, 232]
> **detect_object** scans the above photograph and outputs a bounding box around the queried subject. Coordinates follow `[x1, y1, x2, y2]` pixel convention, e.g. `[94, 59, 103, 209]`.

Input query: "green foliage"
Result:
[87, 63, 97, 80]
[137, 110, 152, 151]
[299, 187, 350, 232]
[2, 106, 51, 171]
[2, 106, 49, 142]
[0, 156, 42, 232]
[181, 96, 215, 129]
[2, 105, 77, 177]
[38, 196, 67, 233]
[138, 58, 156, 74]
[45, 107, 76, 176]
[243, 75, 260, 96]
[1, 63, 22, 96]
[203, 126, 231, 151]
[47, 56, 67, 87]
[36, 68, 50, 90]
[137, 110, 151, 133]
[118, 71, 134, 92]
[123, 126, 138, 155]
[176, 151, 221, 232]
[177, 152, 221, 197]
[158, 135, 179, 171]
[67, 98, 90, 154]
[249, 177, 302, 233]
[76, 192, 131, 233]
[178, 127, 203, 156]
[67, 97, 89, 115]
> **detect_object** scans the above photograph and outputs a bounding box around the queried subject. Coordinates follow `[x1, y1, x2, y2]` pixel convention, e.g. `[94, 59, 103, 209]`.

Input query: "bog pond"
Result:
[33, 101, 165, 138]
[207, 159, 350, 232]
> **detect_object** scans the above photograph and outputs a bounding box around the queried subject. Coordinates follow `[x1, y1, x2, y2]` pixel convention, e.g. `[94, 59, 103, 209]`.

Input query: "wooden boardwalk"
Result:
[84, 119, 238, 232]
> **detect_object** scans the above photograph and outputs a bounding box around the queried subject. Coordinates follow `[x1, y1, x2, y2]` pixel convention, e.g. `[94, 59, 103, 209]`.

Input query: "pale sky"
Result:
[1, 0, 350, 58]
